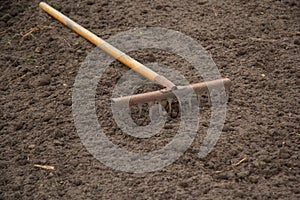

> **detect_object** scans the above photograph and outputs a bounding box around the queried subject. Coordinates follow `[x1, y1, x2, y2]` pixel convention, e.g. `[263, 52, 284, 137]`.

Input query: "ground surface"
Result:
[0, 0, 299, 199]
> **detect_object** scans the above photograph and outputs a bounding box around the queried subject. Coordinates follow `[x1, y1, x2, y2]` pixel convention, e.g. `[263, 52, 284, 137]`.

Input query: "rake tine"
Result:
[167, 98, 172, 113]
[158, 102, 164, 116]
[148, 102, 154, 119]
[137, 103, 142, 116]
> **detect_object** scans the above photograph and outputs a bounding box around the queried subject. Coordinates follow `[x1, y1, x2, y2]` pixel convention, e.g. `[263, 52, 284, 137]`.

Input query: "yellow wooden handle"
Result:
[39, 2, 176, 89]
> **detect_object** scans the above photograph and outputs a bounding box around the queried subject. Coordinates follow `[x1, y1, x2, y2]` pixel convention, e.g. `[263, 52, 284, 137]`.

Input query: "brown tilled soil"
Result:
[0, 0, 299, 199]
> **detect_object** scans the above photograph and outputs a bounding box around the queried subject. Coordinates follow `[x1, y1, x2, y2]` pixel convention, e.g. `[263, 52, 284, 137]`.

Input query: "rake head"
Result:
[112, 78, 231, 107]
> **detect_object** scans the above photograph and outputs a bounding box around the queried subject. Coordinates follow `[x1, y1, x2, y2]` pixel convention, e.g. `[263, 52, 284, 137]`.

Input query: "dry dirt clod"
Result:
[31, 75, 51, 87]
[294, 39, 300, 45]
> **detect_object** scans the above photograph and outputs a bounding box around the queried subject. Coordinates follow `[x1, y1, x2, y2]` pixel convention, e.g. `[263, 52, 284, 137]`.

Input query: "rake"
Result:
[39, 2, 231, 110]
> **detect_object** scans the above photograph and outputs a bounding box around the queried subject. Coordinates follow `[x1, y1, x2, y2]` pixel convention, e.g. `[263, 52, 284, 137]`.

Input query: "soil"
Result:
[0, 0, 299, 199]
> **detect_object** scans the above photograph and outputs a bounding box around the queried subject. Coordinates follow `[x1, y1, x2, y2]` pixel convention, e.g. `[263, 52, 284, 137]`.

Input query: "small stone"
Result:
[35, 47, 41, 53]
[28, 144, 35, 149]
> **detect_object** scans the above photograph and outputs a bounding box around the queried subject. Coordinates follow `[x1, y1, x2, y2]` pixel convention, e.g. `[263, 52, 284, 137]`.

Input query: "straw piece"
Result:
[34, 164, 55, 170]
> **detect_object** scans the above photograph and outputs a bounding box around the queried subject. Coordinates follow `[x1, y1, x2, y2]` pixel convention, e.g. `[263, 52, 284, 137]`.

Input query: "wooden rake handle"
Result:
[39, 2, 176, 89]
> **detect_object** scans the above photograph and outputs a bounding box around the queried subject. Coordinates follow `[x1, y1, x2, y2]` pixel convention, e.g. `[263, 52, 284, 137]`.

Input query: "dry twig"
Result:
[21, 25, 52, 38]
[34, 164, 55, 170]
[248, 37, 277, 43]
[215, 156, 247, 174]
